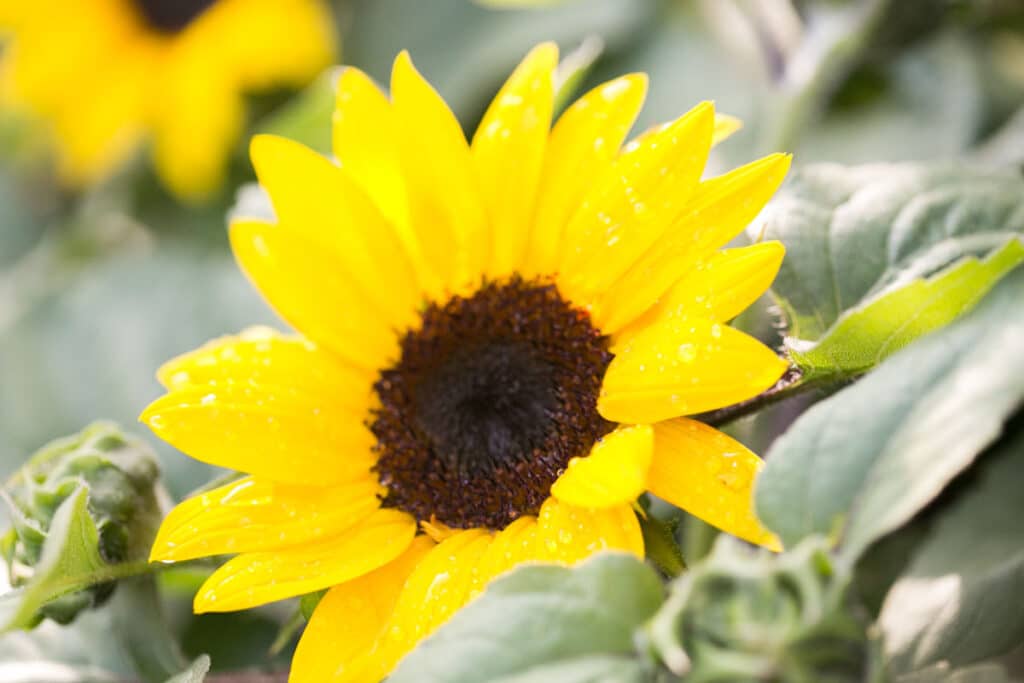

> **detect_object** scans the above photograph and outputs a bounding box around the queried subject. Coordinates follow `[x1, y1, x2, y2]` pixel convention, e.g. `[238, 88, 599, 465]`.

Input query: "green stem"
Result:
[696, 367, 833, 428]
[113, 576, 188, 683]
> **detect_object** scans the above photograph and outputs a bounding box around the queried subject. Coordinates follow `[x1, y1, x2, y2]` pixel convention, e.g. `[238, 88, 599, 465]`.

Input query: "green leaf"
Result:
[388, 553, 664, 683]
[0, 602, 136, 682]
[163, 655, 211, 683]
[0, 486, 149, 631]
[879, 426, 1024, 674]
[895, 662, 1015, 683]
[756, 266, 1024, 560]
[112, 577, 188, 682]
[256, 67, 341, 156]
[762, 162, 1024, 379]
[791, 238, 1023, 375]
[476, 657, 650, 683]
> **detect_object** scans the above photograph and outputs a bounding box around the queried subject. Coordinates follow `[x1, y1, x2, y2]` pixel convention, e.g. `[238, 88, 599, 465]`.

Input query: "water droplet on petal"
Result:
[677, 343, 697, 362]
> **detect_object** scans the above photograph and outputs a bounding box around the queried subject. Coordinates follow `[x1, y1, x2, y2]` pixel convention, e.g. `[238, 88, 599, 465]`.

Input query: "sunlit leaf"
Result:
[762, 162, 1024, 379]
[756, 267, 1024, 559]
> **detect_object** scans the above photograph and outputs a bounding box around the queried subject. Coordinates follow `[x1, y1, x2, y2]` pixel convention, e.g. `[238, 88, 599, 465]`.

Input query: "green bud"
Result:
[1, 422, 163, 626]
[645, 536, 881, 683]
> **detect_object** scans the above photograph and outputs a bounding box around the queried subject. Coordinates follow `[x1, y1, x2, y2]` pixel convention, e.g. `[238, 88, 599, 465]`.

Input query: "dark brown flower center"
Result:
[371, 278, 614, 530]
[132, 0, 216, 34]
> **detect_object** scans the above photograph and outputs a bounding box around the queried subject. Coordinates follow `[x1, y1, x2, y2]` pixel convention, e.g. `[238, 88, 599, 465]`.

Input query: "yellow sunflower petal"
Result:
[194, 508, 417, 613]
[156, 327, 373, 414]
[597, 153, 791, 333]
[712, 113, 742, 146]
[550, 425, 653, 508]
[332, 67, 412, 244]
[558, 102, 715, 309]
[472, 43, 557, 279]
[615, 241, 786, 345]
[598, 317, 789, 424]
[535, 496, 644, 563]
[647, 418, 780, 549]
[391, 51, 488, 295]
[149, 476, 382, 562]
[523, 73, 648, 278]
[140, 384, 375, 486]
[385, 530, 494, 652]
[229, 219, 401, 371]
[195, 0, 336, 89]
[152, 69, 243, 201]
[290, 536, 435, 683]
[475, 516, 541, 585]
[248, 134, 422, 325]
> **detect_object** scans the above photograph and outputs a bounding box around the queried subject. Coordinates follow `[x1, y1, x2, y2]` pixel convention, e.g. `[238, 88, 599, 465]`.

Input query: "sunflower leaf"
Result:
[388, 552, 664, 683]
[878, 425, 1024, 674]
[895, 662, 1015, 683]
[163, 655, 211, 683]
[760, 162, 1024, 380]
[755, 265, 1024, 559]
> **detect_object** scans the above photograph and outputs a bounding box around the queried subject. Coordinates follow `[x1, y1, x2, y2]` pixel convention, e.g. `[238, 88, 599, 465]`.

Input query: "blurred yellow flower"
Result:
[0, 0, 335, 200]
[142, 44, 790, 681]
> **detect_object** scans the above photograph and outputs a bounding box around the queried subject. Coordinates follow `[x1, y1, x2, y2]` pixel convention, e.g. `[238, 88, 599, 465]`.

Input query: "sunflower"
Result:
[0, 0, 335, 199]
[142, 44, 791, 682]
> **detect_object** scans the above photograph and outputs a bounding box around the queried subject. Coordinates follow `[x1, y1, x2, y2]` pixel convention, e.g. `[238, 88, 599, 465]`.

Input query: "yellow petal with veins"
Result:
[156, 327, 373, 415]
[384, 530, 494, 655]
[559, 102, 715, 311]
[229, 219, 402, 372]
[648, 419, 780, 550]
[473, 43, 557, 279]
[290, 536, 435, 683]
[550, 425, 653, 508]
[391, 51, 488, 295]
[140, 384, 375, 486]
[615, 241, 785, 346]
[599, 317, 788, 424]
[597, 153, 790, 333]
[150, 476, 382, 562]
[534, 496, 643, 562]
[193, 509, 417, 613]
[523, 73, 647, 277]
[332, 67, 412, 244]
[248, 134, 422, 326]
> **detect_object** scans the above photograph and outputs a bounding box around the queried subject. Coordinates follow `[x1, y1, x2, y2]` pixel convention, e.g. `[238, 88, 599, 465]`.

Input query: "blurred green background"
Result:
[2, 0, 1024, 675]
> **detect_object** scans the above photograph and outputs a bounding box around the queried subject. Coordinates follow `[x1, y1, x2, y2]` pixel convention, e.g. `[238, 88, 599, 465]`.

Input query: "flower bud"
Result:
[1, 422, 162, 626]
[646, 536, 880, 683]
